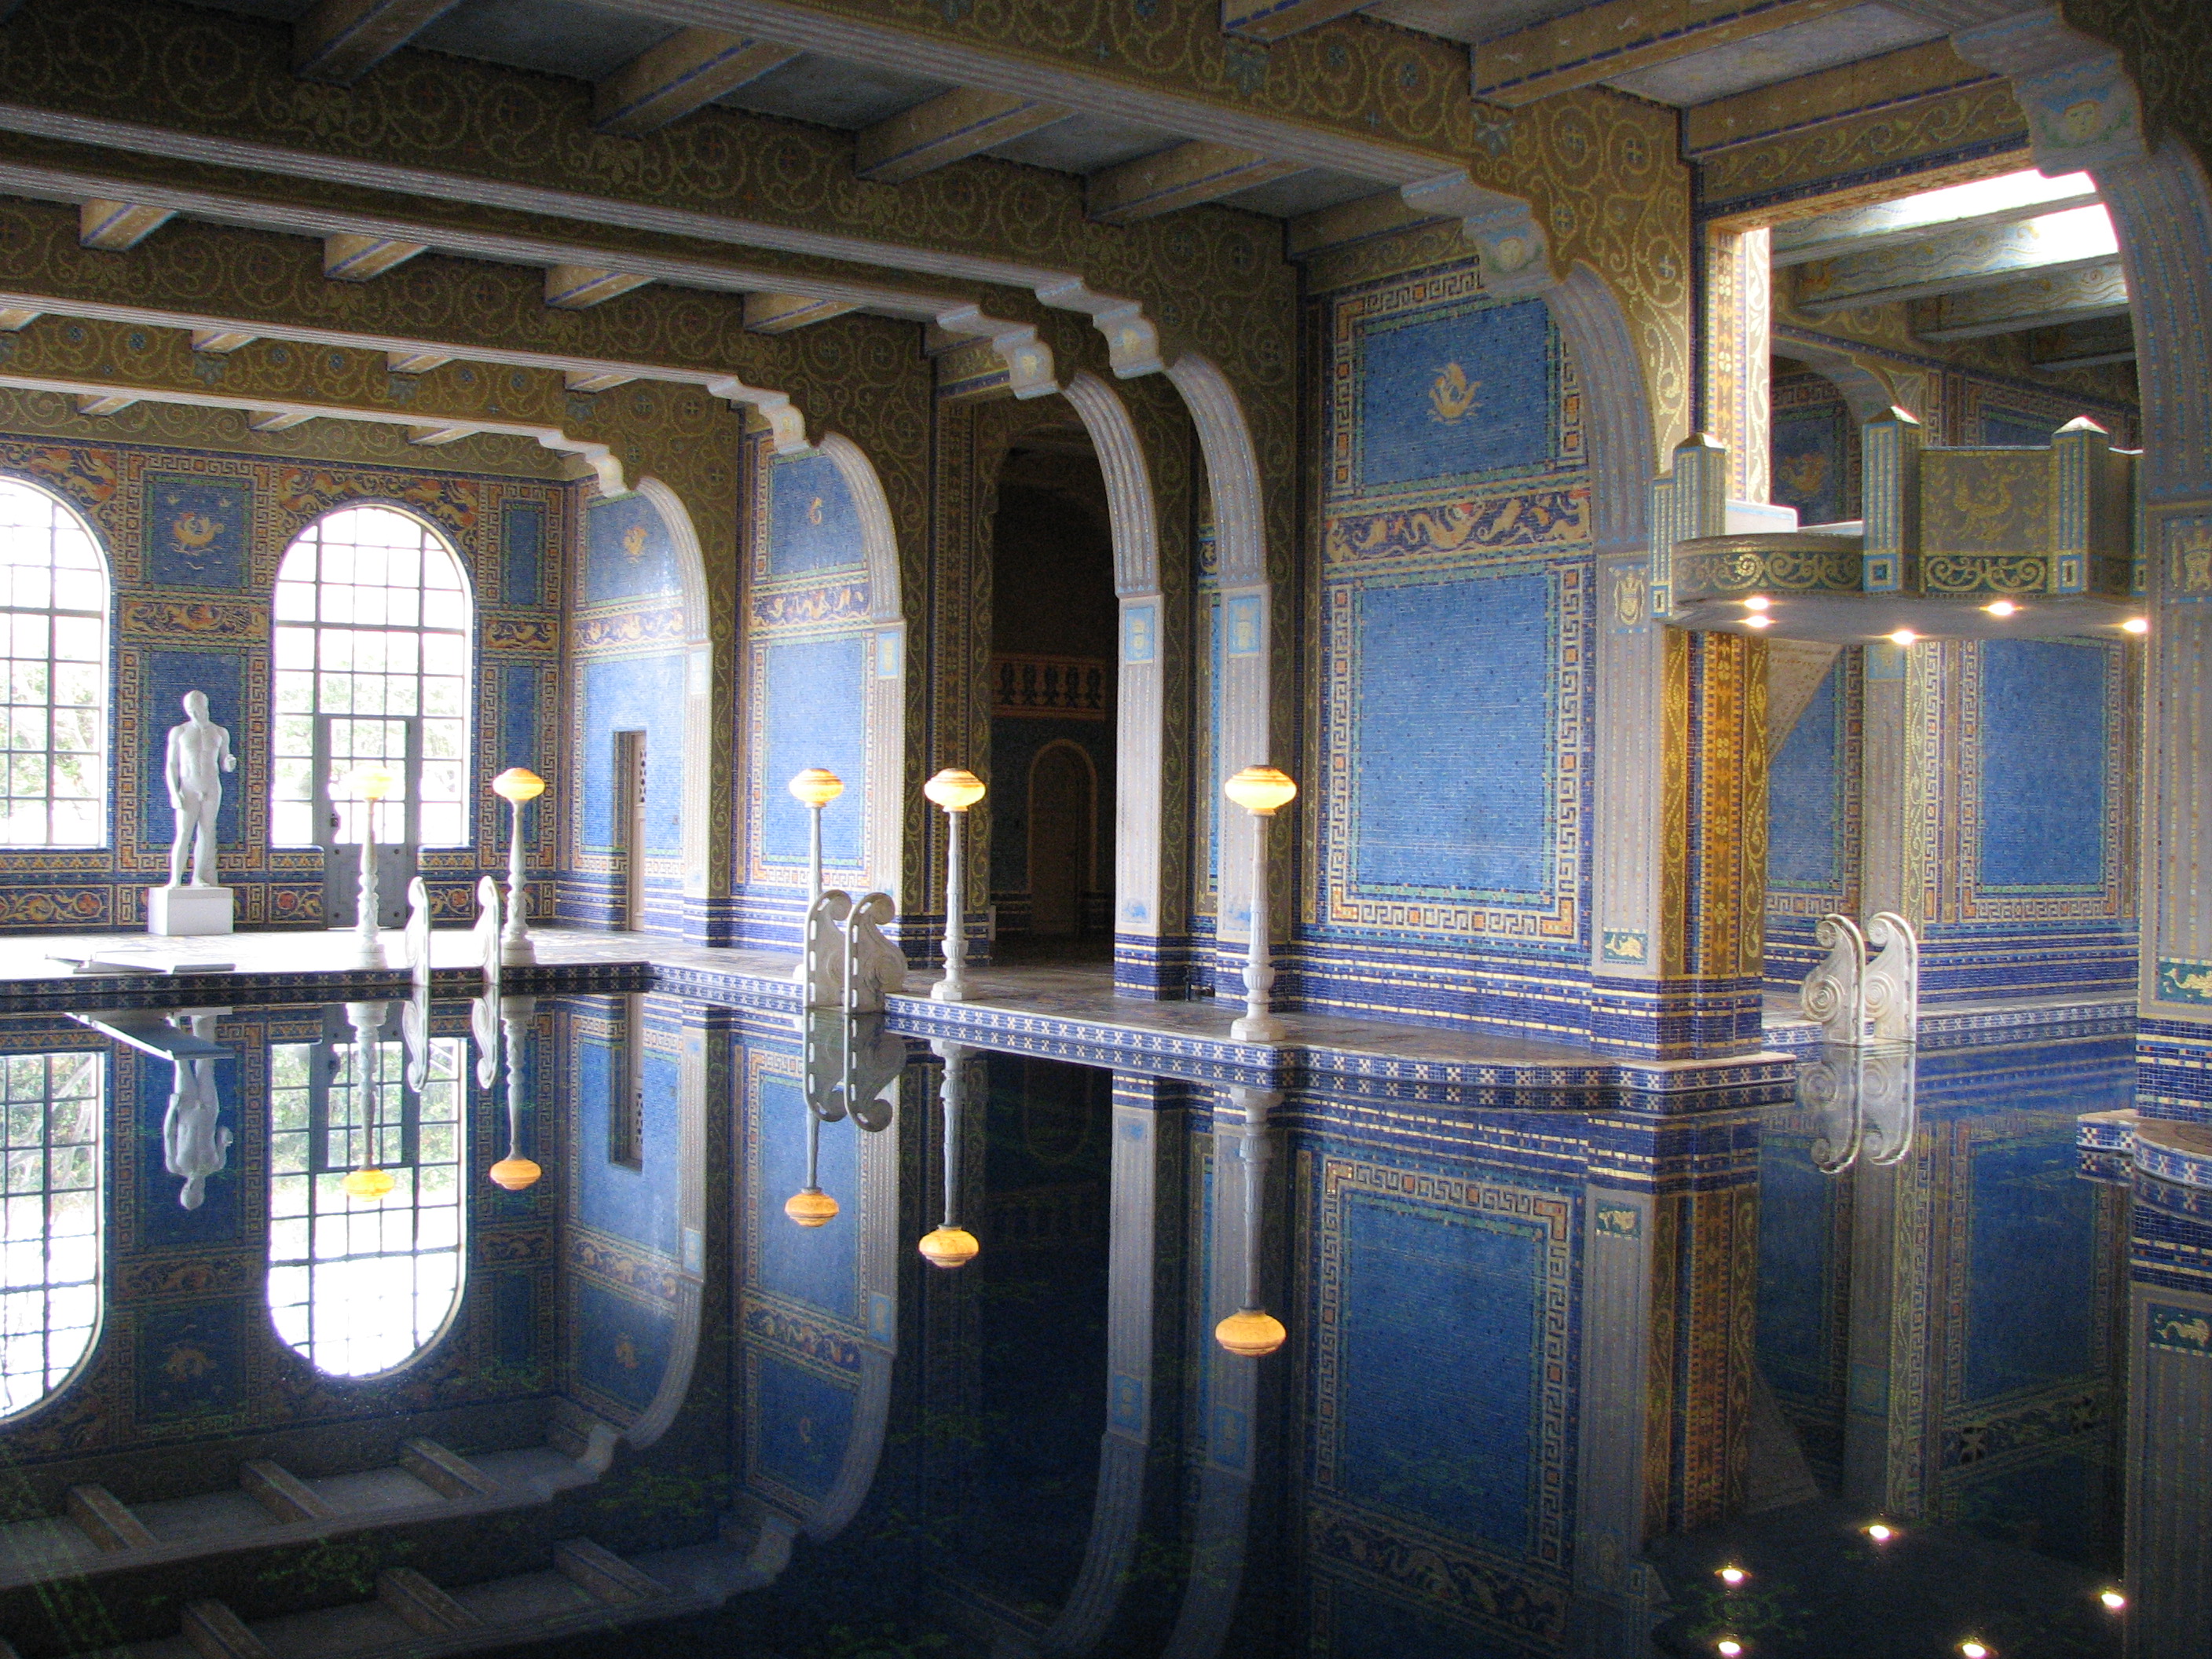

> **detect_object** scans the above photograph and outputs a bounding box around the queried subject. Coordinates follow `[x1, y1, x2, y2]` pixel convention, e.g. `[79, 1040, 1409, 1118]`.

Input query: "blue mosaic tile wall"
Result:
[0, 435, 564, 931]
[1765, 655, 1860, 988]
[1299, 263, 1594, 1036]
[560, 492, 689, 934]
[1771, 366, 1857, 526]
[1976, 640, 2108, 892]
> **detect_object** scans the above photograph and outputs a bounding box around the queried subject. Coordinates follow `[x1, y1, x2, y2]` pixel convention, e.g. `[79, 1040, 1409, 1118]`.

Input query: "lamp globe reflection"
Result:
[489, 1155, 542, 1192]
[341, 1166, 396, 1200]
[786, 1187, 840, 1228]
[1214, 1307, 1287, 1357]
[918, 1224, 980, 1268]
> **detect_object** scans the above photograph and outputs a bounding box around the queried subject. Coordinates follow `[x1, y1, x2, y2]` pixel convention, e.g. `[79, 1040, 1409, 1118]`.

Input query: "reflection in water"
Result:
[0, 1049, 100, 1415]
[162, 1013, 229, 1210]
[267, 1001, 465, 1377]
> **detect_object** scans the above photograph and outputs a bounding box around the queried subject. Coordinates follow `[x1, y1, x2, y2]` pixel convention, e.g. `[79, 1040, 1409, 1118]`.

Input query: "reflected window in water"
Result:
[0, 1051, 102, 1416]
[268, 1021, 465, 1377]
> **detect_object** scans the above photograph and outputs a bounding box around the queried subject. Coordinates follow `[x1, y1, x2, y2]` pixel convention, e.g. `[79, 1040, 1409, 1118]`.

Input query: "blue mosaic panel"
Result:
[498, 661, 539, 773]
[573, 1278, 675, 1414]
[756, 1072, 859, 1321]
[1771, 405, 1850, 527]
[577, 654, 685, 855]
[135, 1302, 242, 1423]
[139, 651, 245, 852]
[760, 635, 865, 867]
[753, 1350, 856, 1503]
[1352, 570, 1551, 899]
[1335, 1188, 1547, 1555]
[1768, 663, 1845, 892]
[1965, 1134, 2097, 1401]
[134, 1054, 239, 1246]
[1354, 298, 1556, 493]
[767, 451, 864, 578]
[500, 501, 544, 608]
[145, 474, 249, 590]
[1756, 1133, 1840, 1403]
[582, 496, 680, 605]
[577, 1040, 681, 1256]
[1981, 409, 2061, 447]
[1976, 640, 2107, 891]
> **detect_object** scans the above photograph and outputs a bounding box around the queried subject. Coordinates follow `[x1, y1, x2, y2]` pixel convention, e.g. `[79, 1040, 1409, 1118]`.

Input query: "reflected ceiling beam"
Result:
[855, 88, 1071, 185]
[1793, 207, 2119, 312]
[323, 233, 429, 281]
[2026, 313, 2137, 371]
[1771, 170, 2099, 266]
[1911, 260, 2127, 339]
[190, 330, 255, 353]
[563, 368, 635, 392]
[248, 408, 317, 432]
[79, 200, 172, 251]
[592, 29, 800, 137]
[386, 348, 454, 373]
[744, 292, 861, 332]
[1474, 0, 1860, 107]
[1685, 39, 1998, 157]
[74, 394, 134, 416]
[1087, 141, 1302, 224]
[1286, 189, 1451, 260]
[543, 266, 654, 309]
[294, 0, 464, 86]
[1220, 0, 1372, 43]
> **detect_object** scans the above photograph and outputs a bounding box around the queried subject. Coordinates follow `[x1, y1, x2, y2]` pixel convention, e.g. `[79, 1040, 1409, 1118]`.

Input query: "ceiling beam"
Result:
[2026, 313, 2136, 371]
[855, 89, 1071, 185]
[79, 200, 172, 251]
[248, 409, 318, 432]
[1086, 141, 1302, 224]
[1771, 172, 2098, 267]
[1287, 189, 1452, 260]
[563, 369, 637, 393]
[189, 330, 255, 353]
[386, 349, 455, 374]
[1220, 0, 1372, 44]
[323, 233, 429, 281]
[0, 309, 38, 331]
[1473, 0, 1861, 108]
[293, 0, 465, 86]
[592, 29, 801, 137]
[1910, 260, 2128, 339]
[74, 394, 134, 416]
[544, 266, 654, 310]
[406, 423, 474, 445]
[744, 293, 861, 333]
[1685, 39, 1996, 157]
[1792, 207, 2119, 312]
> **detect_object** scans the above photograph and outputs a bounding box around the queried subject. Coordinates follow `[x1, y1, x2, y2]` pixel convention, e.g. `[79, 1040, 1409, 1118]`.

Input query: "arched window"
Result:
[0, 479, 108, 847]
[267, 1007, 464, 1377]
[0, 1049, 104, 1418]
[272, 506, 471, 848]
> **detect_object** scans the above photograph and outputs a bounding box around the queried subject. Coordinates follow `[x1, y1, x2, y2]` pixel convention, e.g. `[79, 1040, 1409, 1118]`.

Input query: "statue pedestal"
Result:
[148, 885, 234, 936]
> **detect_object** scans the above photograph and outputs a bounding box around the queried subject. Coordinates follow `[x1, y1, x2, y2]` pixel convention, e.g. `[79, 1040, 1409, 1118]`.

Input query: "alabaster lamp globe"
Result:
[917, 1224, 980, 1269]
[923, 767, 987, 811]
[785, 1187, 841, 1228]
[488, 1155, 542, 1192]
[1224, 765, 1298, 815]
[341, 1166, 397, 1201]
[350, 764, 398, 804]
[493, 767, 546, 804]
[788, 768, 845, 809]
[1214, 1307, 1287, 1357]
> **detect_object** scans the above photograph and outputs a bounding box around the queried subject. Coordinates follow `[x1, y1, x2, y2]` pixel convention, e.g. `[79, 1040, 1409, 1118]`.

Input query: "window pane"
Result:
[0, 482, 109, 848]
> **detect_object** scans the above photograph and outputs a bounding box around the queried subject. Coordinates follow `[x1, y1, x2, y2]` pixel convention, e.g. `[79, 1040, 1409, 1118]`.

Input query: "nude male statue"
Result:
[165, 690, 236, 888]
[163, 1013, 229, 1211]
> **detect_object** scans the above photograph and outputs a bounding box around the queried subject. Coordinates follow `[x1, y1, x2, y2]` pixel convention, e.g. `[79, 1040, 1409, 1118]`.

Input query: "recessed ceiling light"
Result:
[1984, 600, 2017, 617]
[2122, 617, 2149, 634]
[2100, 1590, 2126, 1611]
[1716, 1641, 1744, 1658]
[1717, 1565, 1748, 1587]
[1744, 595, 1771, 611]
[1886, 630, 1917, 646]
[1960, 1642, 1992, 1659]
[1743, 614, 1774, 629]
[1866, 1522, 1896, 1542]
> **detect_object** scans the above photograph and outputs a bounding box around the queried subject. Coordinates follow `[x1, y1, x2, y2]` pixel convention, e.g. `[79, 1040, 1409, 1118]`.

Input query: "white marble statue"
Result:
[163, 1013, 229, 1210]
[164, 691, 236, 888]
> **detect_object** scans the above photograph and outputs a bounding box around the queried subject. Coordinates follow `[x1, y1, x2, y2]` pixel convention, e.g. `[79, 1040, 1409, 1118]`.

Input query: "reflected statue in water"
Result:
[163, 1010, 229, 1209]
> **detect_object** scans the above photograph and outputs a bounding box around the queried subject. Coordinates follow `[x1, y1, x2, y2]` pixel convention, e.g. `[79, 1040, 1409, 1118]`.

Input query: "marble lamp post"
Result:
[492, 768, 544, 966]
[347, 765, 397, 950]
[1223, 767, 1298, 1044]
[789, 768, 845, 911]
[923, 768, 986, 1002]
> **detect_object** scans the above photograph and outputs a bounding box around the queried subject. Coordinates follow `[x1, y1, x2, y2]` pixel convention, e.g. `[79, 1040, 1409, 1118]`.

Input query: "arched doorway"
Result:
[990, 426, 1116, 965]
